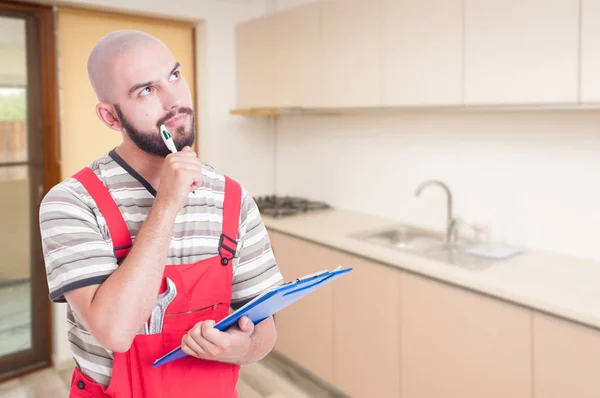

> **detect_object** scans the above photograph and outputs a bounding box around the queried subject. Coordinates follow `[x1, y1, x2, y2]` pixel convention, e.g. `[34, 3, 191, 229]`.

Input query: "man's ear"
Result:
[96, 103, 123, 131]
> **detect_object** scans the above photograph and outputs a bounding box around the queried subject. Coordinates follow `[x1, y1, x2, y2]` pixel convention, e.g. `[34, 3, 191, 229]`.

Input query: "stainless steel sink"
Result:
[355, 225, 441, 252]
[420, 241, 497, 270]
[350, 224, 497, 270]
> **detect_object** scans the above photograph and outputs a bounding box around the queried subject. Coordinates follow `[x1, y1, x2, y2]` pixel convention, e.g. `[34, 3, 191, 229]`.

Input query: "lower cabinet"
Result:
[268, 228, 600, 398]
[533, 312, 600, 398]
[269, 230, 336, 385]
[269, 229, 401, 397]
[332, 248, 401, 398]
[400, 272, 532, 398]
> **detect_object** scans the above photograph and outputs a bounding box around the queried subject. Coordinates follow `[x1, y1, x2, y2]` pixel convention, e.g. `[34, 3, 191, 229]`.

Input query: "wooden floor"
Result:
[0, 353, 342, 398]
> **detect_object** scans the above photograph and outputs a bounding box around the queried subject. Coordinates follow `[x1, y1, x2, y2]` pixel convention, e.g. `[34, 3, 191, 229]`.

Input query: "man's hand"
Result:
[155, 146, 203, 213]
[181, 316, 253, 363]
[181, 316, 277, 365]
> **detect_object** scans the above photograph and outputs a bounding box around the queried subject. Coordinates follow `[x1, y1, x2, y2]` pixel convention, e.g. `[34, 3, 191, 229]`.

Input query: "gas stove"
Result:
[255, 195, 332, 218]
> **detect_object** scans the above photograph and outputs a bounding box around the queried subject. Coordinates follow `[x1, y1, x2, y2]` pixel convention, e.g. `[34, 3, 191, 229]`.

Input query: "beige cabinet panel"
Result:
[235, 16, 275, 108]
[332, 254, 401, 398]
[533, 312, 600, 398]
[321, 0, 382, 107]
[400, 272, 532, 398]
[274, 3, 322, 108]
[382, 0, 462, 106]
[464, 0, 578, 105]
[581, 0, 600, 103]
[269, 231, 335, 385]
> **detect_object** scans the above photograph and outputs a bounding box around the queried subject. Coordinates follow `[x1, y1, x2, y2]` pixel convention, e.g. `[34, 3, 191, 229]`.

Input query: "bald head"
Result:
[87, 30, 167, 102]
[88, 29, 194, 158]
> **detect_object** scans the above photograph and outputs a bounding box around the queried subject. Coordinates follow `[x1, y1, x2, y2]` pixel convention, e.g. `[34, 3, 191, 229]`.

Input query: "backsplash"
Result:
[274, 109, 600, 261]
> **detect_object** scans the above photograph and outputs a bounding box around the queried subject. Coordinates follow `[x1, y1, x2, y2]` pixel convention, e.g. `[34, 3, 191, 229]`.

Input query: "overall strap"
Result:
[219, 176, 242, 266]
[72, 167, 132, 261]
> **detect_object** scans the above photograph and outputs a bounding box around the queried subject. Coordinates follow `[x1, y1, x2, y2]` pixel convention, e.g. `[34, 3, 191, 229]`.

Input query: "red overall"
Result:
[68, 167, 241, 398]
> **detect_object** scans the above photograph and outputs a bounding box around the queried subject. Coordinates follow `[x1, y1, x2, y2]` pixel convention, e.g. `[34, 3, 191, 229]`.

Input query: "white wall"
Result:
[22, 0, 276, 365]
[274, 109, 600, 262]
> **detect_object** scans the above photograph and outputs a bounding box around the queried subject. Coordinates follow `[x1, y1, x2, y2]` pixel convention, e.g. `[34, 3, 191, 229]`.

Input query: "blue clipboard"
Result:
[152, 266, 352, 368]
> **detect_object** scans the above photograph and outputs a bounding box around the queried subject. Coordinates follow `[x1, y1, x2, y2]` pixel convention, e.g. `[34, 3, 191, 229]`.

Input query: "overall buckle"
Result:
[218, 233, 237, 266]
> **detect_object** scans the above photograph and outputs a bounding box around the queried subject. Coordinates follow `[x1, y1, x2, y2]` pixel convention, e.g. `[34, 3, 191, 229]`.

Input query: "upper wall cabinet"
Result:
[382, 0, 462, 106]
[273, 3, 323, 108]
[581, 0, 600, 103]
[321, 0, 382, 107]
[236, 15, 275, 109]
[235, 0, 586, 110]
[464, 0, 579, 105]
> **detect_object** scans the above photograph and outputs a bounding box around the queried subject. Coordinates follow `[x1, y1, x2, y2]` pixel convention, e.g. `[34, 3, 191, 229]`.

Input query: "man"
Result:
[39, 30, 284, 397]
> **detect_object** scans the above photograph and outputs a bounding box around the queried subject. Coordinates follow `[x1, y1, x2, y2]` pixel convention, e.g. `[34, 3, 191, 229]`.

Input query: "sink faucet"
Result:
[415, 179, 457, 244]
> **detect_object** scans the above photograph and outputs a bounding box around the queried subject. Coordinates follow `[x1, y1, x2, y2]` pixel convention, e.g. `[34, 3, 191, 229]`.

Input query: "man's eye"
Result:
[170, 71, 181, 81]
[140, 87, 153, 96]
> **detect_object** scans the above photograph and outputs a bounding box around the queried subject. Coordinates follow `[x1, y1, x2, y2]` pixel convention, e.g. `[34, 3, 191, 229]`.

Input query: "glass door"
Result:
[0, 3, 53, 379]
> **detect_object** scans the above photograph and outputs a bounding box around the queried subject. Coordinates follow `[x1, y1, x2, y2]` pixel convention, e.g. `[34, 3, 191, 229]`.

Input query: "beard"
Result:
[114, 104, 195, 158]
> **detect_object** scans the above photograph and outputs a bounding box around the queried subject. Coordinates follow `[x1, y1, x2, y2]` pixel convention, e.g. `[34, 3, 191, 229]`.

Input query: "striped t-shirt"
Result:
[39, 149, 284, 386]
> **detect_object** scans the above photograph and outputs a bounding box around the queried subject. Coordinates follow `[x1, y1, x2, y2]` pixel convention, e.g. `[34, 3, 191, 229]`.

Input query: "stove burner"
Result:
[255, 195, 331, 218]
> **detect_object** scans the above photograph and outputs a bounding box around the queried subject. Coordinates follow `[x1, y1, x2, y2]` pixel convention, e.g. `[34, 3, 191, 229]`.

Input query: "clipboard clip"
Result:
[287, 266, 343, 284]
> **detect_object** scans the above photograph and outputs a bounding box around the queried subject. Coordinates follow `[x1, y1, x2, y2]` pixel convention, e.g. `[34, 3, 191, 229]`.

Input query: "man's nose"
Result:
[162, 88, 182, 110]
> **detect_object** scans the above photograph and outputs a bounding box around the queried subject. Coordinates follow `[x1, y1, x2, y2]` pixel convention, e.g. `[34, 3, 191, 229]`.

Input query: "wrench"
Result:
[147, 277, 177, 334]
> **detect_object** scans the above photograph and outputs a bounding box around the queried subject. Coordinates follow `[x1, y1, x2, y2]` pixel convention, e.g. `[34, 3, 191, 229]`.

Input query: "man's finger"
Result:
[238, 316, 254, 334]
[180, 146, 194, 153]
[182, 333, 206, 358]
[193, 321, 221, 357]
[170, 150, 197, 159]
[201, 320, 232, 350]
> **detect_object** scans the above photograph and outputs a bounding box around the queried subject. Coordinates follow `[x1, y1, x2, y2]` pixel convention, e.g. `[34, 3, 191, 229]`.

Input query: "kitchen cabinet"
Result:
[269, 231, 335, 385]
[321, 0, 381, 107]
[332, 249, 401, 398]
[533, 313, 600, 398]
[382, 0, 462, 106]
[273, 3, 322, 108]
[269, 229, 401, 396]
[235, 15, 275, 109]
[581, 0, 600, 103]
[464, 0, 579, 105]
[400, 272, 532, 398]
[235, 0, 583, 110]
[267, 226, 600, 397]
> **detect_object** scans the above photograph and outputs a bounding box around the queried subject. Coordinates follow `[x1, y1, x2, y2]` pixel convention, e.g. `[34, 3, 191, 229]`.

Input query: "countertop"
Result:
[263, 208, 600, 331]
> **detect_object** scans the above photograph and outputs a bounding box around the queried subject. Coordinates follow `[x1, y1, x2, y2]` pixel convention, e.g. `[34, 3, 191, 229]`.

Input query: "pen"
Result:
[160, 124, 178, 153]
[160, 124, 197, 195]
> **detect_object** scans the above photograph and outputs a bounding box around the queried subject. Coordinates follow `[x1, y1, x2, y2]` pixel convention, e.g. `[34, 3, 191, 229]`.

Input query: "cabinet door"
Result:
[333, 254, 401, 398]
[533, 313, 600, 398]
[382, 0, 462, 106]
[268, 231, 335, 385]
[321, 0, 381, 107]
[235, 16, 275, 108]
[464, 0, 578, 105]
[273, 3, 322, 108]
[400, 273, 532, 398]
[581, 0, 600, 103]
